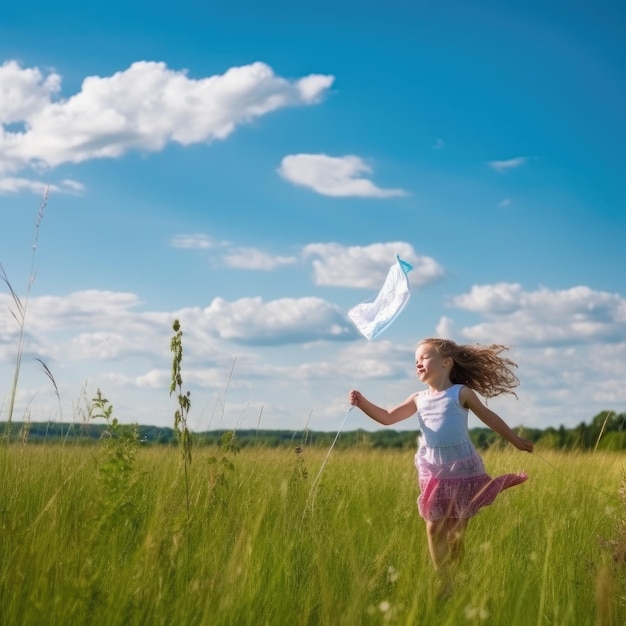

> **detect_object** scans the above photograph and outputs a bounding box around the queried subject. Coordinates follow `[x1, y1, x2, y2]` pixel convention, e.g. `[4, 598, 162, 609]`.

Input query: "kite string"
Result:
[306, 341, 371, 506]
[533, 451, 622, 503]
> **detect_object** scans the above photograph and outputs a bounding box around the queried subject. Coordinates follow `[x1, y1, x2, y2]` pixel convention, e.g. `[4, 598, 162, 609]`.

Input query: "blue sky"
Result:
[1, 0, 624, 434]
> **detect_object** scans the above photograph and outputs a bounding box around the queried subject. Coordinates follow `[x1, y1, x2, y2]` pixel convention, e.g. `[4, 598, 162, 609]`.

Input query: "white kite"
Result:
[307, 254, 414, 507]
[347, 254, 413, 340]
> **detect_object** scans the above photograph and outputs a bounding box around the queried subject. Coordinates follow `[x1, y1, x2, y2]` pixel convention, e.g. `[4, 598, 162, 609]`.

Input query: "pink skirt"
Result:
[415, 447, 528, 521]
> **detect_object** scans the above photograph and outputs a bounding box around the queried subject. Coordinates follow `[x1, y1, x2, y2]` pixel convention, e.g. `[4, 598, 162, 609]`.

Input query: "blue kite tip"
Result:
[395, 254, 413, 274]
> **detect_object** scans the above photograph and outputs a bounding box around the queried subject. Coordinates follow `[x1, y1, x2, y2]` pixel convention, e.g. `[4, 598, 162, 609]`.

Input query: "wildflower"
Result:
[386, 565, 399, 583]
[464, 604, 490, 621]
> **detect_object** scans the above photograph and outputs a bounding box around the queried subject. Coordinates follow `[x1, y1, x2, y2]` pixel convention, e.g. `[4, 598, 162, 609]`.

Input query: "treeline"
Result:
[1, 410, 625, 450]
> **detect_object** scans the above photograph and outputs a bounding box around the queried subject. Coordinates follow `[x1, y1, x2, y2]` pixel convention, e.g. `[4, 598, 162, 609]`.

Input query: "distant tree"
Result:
[536, 427, 561, 450]
[597, 431, 626, 451]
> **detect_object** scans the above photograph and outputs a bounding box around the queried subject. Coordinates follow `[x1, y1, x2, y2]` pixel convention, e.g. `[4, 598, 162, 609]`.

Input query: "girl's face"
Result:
[415, 343, 450, 382]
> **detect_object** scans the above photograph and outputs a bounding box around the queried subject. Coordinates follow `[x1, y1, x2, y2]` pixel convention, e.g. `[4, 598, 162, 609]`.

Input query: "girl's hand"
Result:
[349, 390, 363, 406]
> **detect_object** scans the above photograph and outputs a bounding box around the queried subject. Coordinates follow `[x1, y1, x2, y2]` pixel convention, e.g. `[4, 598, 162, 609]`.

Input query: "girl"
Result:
[349, 338, 533, 574]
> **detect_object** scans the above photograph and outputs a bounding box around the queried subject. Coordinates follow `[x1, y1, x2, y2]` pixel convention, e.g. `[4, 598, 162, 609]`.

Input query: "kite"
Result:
[306, 254, 414, 510]
[302, 254, 413, 510]
[347, 254, 413, 340]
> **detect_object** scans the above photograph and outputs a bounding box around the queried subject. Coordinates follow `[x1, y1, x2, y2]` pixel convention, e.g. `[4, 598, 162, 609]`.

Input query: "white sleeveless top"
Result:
[414, 384, 476, 465]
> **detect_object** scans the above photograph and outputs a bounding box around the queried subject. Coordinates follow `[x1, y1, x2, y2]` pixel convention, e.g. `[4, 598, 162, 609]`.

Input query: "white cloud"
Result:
[203, 296, 355, 345]
[67, 332, 143, 360]
[133, 369, 172, 389]
[303, 242, 444, 289]
[171, 238, 441, 285]
[451, 283, 626, 345]
[2, 280, 624, 431]
[222, 247, 298, 270]
[488, 156, 528, 173]
[1, 289, 356, 358]
[170, 234, 218, 250]
[0, 60, 61, 123]
[0, 60, 334, 177]
[292, 340, 411, 382]
[452, 282, 525, 314]
[0, 177, 51, 195]
[0, 177, 84, 195]
[502, 342, 626, 428]
[60, 179, 85, 193]
[295, 74, 336, 102]
[277, 154, 408, 198]
[435, 316, 455, 338]
[23, 290, 146, 331]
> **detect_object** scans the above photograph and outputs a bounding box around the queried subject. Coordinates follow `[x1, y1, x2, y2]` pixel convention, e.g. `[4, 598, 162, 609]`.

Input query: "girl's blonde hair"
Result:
[418, 338, 519, 398]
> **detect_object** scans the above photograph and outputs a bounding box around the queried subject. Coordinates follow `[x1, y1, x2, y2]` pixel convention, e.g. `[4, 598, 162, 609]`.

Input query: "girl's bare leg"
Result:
[426, 519, 449, 571]
[448, 517, 469, 565]
[426, 518, 469, 571]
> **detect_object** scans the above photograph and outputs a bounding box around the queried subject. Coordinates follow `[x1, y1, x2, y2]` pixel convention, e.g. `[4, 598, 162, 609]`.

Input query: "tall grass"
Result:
[0, 443, 624, 625]
[0, 188, 48, 435]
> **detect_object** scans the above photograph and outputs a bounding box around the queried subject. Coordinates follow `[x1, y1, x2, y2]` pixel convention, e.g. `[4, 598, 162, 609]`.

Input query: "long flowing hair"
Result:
[418, 337, 519, 398]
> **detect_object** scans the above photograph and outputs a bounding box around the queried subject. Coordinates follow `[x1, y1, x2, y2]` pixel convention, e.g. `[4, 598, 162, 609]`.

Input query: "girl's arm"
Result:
[349, 390, 418, 426]
[460, 386, 534, 453]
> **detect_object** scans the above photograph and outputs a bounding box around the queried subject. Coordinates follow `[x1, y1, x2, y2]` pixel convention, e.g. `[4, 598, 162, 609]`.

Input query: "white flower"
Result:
[386, 565, 399, 583]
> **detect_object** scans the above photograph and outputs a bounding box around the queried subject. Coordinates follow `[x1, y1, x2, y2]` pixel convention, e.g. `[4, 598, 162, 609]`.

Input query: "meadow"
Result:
[2, 196, 625, 625]
[1, 441, 624, 625]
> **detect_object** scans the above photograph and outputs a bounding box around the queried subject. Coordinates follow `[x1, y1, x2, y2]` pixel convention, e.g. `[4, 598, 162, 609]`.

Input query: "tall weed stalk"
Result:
[170, 319, 192, 559]
[1, 188, 49, 437]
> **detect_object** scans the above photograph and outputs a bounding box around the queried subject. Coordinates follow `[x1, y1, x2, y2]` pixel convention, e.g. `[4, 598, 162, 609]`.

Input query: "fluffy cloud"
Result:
[67, 332, 145, 360]
[0, 60, 334, 177]
[2, 279, 624, 430]
[11, 281, 621, 359]
[203, 296, 355, 345]
[277, 153, 407, 197]
[0, 61, 61, 123]
[303, 241, 444, 289]
[451, 283, 626, 345]
[170, 239, 443, 288]
[0, 288, 356, 361]
[452, 282, 525, 314]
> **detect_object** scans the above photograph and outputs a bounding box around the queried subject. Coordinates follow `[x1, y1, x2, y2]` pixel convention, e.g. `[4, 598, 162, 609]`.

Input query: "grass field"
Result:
[1, 442, 624, 625]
